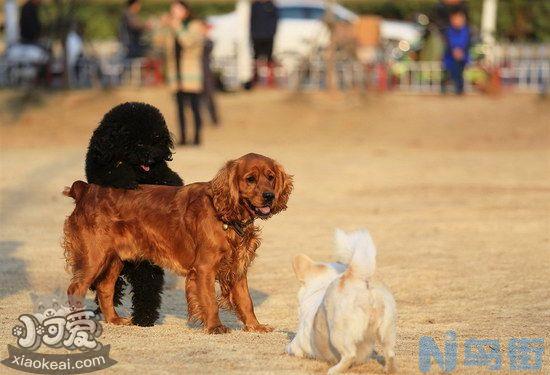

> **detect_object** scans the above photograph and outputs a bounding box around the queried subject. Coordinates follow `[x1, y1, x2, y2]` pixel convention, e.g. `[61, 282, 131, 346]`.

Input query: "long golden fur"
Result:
[62, 153, 293, 333]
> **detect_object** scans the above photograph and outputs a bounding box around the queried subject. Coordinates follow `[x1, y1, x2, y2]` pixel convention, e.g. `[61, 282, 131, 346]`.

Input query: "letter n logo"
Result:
[419, 331, 457, 373]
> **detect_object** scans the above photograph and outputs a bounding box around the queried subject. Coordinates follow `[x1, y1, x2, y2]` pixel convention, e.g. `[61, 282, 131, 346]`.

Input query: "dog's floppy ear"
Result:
[271, 161, 293, 215]
[211, 159, 241, 222]
[292, 254, 315, 283]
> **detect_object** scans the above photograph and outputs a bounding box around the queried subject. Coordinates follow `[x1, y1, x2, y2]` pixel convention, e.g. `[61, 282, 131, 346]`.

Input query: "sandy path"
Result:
[1, 89, 549, 374]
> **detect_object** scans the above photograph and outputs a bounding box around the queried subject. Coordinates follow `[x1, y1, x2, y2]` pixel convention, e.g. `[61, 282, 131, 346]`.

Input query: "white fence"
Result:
[0, 56, 162, 88]
[1, 44, 549, 93]
[213, 47, 549, 93]
[500, 60, 550, 92]
[391, 61, 444, 93]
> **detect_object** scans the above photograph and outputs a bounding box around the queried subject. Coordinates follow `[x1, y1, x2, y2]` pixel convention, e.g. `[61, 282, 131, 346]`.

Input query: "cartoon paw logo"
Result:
[12, 325, 25, 338]
[35, 324, 45, 336]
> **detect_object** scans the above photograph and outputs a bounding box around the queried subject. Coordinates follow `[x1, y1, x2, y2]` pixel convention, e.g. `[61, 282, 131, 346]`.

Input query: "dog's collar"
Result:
[222, 218, 254, 237]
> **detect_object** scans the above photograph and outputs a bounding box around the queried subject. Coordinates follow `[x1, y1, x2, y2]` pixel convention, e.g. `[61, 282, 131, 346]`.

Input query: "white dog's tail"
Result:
[334, 229, 377, 281]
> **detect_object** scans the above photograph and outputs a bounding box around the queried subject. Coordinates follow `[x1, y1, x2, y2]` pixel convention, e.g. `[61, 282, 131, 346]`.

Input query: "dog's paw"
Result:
[286, 342, 304, 357]
[385, 357, 397, 374]
[244, 323, 274, 333]
[106, 316, 132, 326]
[131, 316, 157, 327]
[206, 325, 231, 334]
[285, 343, 293, 355]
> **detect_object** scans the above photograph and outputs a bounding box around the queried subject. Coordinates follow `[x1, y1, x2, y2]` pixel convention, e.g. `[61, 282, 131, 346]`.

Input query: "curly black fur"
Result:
[86, 102, 183, 327]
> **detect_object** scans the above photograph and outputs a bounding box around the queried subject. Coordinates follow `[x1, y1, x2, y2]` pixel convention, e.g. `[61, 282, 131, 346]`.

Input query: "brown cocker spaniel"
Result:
[62, 153, 293, 334]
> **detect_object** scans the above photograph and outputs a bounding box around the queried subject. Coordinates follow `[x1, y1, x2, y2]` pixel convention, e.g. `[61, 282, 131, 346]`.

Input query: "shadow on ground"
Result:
[158, 285, 269, 329]
[0, 241, 29, 299]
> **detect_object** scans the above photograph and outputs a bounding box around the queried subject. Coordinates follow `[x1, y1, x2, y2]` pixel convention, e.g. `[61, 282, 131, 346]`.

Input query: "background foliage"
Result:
[40, 0, 550, 42]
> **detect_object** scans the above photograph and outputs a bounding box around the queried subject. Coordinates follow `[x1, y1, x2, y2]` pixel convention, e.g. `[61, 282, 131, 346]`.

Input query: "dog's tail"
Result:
[63, 180, 88, 202]
[335, 229, 377, 281]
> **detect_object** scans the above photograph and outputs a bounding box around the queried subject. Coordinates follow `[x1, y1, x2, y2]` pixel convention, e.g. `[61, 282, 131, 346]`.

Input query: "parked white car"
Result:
[207, 0, 423, 87]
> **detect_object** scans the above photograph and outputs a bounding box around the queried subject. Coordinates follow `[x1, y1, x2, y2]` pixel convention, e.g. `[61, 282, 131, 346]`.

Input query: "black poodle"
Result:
[85, 102, 183, 326]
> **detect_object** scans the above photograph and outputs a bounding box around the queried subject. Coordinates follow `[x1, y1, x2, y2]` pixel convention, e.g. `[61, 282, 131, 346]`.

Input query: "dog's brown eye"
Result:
[267, 175, 275, 181]
[246, 176, 256, 183]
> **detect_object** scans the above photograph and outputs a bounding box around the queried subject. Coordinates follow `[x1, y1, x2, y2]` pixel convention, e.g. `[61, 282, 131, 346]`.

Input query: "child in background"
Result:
[442, 9, 470, 95]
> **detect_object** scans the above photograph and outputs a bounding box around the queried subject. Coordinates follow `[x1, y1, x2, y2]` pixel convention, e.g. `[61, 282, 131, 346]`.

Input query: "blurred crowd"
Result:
[2, 0, 284, 146]
[2, 0, 547, 99]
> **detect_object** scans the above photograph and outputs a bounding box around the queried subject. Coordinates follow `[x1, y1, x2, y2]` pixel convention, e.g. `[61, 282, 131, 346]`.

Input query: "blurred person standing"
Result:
[165, 1, 205, 146]
[18, 0, 50, 84]
[120, 0, 151, 58]
[200, 19, 220, 126]
[19, 0, 42, 45]
[250, 0, 278, 87]
[441, 9, 470, 95]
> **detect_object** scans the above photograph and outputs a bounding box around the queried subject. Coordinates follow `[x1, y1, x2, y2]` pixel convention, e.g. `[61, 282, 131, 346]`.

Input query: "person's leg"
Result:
[204, 92, 219, 125]
[456, 62, 465, 95]
[175, 90, 187, 145]
[252, 39, 261, 85]
[441, 67, 449, 94]
[449, 61, 463, 95]
[189, 93, 203, 145]
[202, 72, 219, 125]
[266, 39, 276, 87]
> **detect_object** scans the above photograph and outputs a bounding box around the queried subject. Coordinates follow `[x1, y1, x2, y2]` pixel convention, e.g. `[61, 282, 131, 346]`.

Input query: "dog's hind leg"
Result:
[355, 337, 375, 365]
[125, 260, 164, 327]
[327, 351, 356, 375]
[185, 269, 204, 324]
[379, 325, 397, 374]
[96, 257, 131, 325]
[91, 274, 126, 315]
[67, 253, 109, 309]
[327, 327, 358, 374]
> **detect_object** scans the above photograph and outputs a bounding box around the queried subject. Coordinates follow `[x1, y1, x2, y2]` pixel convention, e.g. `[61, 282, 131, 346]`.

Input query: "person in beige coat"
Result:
[165, 1, 205, 145]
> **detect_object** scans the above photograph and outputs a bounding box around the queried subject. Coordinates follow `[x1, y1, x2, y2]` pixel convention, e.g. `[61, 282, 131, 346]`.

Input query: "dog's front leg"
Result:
[196, 265, 230, 334]
[231, 276, 274, 333]
[286, 337, 305, 357]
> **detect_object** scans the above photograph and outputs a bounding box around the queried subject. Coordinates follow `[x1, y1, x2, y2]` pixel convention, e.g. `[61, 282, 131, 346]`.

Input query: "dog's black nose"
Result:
[263, 191, 275, 204]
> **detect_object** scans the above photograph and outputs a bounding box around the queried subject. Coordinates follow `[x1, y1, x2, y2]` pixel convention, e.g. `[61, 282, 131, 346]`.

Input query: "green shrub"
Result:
[40, 0, 550, 41]
[41, 1, 236, 40]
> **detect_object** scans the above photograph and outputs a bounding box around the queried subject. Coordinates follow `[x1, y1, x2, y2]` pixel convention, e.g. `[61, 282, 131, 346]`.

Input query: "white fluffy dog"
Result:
[286, 229, 397, 374]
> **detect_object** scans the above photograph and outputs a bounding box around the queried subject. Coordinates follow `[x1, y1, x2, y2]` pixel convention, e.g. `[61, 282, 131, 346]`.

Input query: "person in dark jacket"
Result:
[19, 0, 42, 44]
[120, 0, 151, 58]
[199, 19, 219, 125]
[250, 0, 279, 86]
[441, 9, 470, 95]
[202, 38, 219, 125]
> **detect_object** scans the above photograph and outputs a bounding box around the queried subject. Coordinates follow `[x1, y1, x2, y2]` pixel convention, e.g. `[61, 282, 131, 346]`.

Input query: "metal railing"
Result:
[2, 44, 549, 94]
[500, 60, 550, 92]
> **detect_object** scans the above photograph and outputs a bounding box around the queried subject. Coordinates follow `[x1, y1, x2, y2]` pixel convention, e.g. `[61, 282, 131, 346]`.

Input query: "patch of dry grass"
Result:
[1, 89, 549, 373]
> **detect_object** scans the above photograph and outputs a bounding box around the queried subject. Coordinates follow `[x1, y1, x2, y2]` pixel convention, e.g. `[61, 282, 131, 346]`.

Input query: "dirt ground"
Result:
[0, 88, 549, 374]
